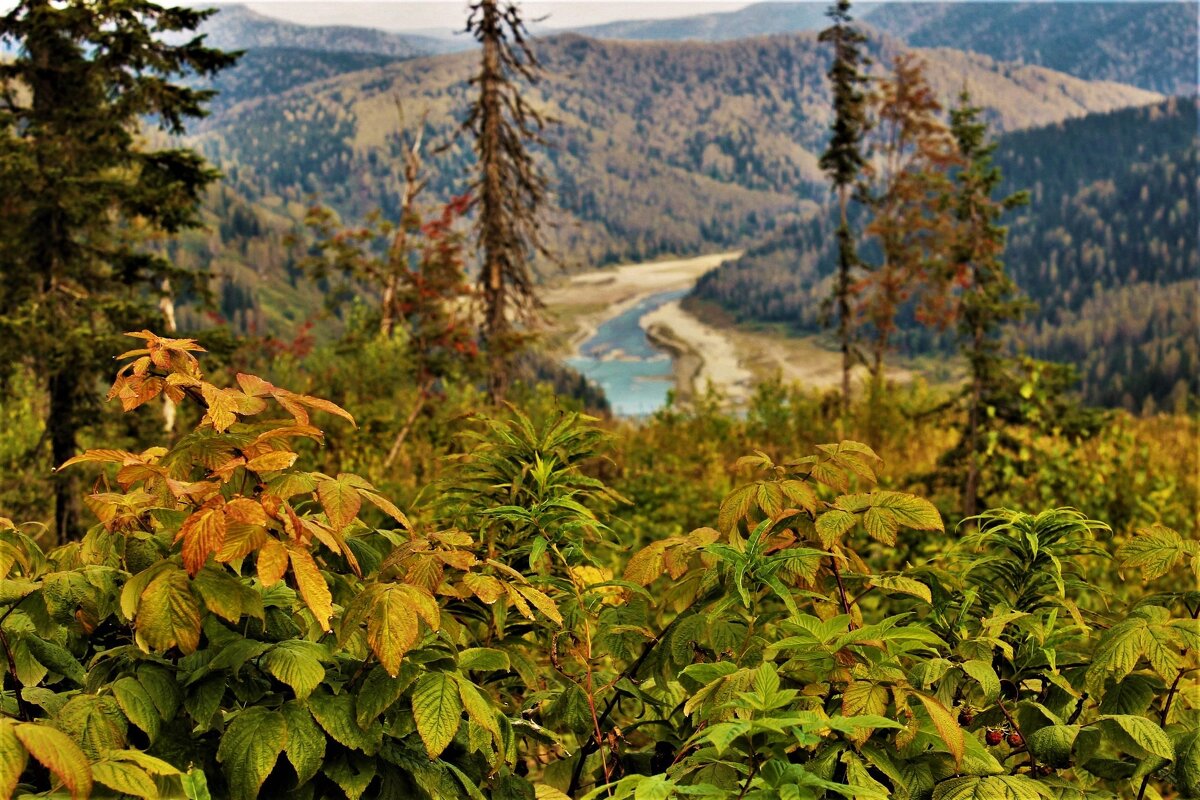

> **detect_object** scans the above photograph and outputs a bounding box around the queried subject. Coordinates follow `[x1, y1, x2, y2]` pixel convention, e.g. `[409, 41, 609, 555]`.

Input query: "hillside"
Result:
[562, 1, 1197, 94]
[189, 30, 1159, 276]
[197, 4, 456, 57]
[689, 98, 1199, 411]
[864, 1, 1198, 95]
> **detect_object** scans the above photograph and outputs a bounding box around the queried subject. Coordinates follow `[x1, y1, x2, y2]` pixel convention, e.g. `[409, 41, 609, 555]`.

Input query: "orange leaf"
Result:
[178, 505, 227, 577]
[257, 538, 288, 586]
[317, 477, 361, 533]
[288, 546, 333, 631]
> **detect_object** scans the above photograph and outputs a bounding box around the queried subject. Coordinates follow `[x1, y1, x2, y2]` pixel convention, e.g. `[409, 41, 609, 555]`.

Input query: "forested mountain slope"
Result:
[564, 1, 1197, 94]
[864, 1, 1198, 94]
[689, 98, 1199, 410]
[188, 31, 1159, 274]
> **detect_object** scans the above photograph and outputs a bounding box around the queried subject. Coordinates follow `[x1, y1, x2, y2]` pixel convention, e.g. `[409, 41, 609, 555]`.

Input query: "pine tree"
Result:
[818, 0, 870, 412]
[463, 0, 550, 403]
[946, 90, 1030, 519]
[0, 0, 236, 541]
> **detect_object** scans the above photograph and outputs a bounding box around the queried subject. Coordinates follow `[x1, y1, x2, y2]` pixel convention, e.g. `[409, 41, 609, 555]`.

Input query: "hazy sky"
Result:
[236, 1, 749, 35]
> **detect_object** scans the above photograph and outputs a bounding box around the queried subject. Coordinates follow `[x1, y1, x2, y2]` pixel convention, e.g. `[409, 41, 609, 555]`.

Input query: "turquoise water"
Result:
[567, 289, 687, 416]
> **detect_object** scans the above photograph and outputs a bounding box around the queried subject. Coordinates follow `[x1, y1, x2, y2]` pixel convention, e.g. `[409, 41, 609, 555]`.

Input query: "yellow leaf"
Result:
[14, 723, 92, 799]
[0, 720, 28, 799]
[246, 451, 298, 473]
[136, 567, 201, 654]
[257, 538, 289, 587]
[289, 546, 333, 631]
[317, 477, 362, 533]
[917, 692, 964, 768]
[367, 587, 420, 677]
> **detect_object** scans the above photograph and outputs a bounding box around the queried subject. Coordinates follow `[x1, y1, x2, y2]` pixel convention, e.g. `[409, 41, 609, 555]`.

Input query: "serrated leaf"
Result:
[1028, 725, 1079, 769]
[288, 546, 333, 631]
[412, 672, 463, 758]
[217, 707, 287, 800]
[816, 509, 856, 547]
[24, 636, 85, 686]
[245, 451, 298, 473]
[136, 566, 201, 654]
[1117, 524, 1188, 581]
[356, 663, 418, 729]
[0, 721, 28, 799]
[367, 585, 438, 677]
[91, 760, 158, 799]
[257, 537, 288, 586]
[280, 702, 325, 786]
[14, 722, 92, 800]
[262, 640, 326, 699]
[961, 660, 1001, 704]
[918, 692, 964, 768]
[317, 476, 362, 532]
[932, 775, 1051, 800]
[310, 690, 382, 754]
[56, 693, 126, 759]
[178, 505, 226, 577]
[1175, 728, 1200, 797]
[873, 575, 932, 604]
[459, 648, 510, 673]
[112, 676, 161, 743]
[1098, 714, 1174, 762]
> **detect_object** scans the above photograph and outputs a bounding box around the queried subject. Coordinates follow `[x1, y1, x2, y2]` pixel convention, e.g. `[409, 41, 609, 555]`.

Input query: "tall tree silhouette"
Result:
[463, 0, 550, 402]
[947, 90, 1030, 519]
[818, 0, 870, 412]
[0, 0, 236, 541]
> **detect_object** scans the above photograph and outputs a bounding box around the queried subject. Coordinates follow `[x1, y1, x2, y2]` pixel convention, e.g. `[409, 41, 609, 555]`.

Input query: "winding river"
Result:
[566, 288, 687, 416]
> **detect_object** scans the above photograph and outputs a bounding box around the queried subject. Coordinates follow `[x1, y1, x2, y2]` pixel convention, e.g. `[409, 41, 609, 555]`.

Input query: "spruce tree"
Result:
[818, 0, 870, 412]
[946, 90, 1030, 519]
[0, 0, 236, 541]
[463, 0, 550, 403]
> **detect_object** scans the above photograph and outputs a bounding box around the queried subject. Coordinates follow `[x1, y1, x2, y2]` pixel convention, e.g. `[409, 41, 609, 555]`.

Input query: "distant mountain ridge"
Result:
[565, 1, 1197, 94]
[198, 4, 459, 58]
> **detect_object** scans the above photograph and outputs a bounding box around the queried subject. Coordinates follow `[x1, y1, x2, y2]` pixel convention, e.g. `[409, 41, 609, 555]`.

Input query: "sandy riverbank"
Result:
[641, 300, 752, 404]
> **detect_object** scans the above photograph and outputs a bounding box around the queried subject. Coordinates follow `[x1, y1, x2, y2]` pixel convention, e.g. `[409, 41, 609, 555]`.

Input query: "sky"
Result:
[235, 1, 749, 35]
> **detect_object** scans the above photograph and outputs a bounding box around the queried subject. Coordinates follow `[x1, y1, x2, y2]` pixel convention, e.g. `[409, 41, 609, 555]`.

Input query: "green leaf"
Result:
[1117, 524, 1189, 581]
[412, 672, 463, 758]
[14, 722, 92, 800]
[135, 566, 201, 654]
[356, 663, 418, 729]
[1027, 725, 1079, 768]
[456, 675, 500, 738]
[872, 575, 932, 604]
[217, 707, 288, 800]
[459, 647, 511, 673]
[310, 690, 382, 754]
[1097, 714, 1174, 763]
[261, 640, 326, 700]
[0, 721, 28, 799]
[960, 660, 1001, 704]
[91, 759, 158, 799]
[932, 775, 1051, 800]
[816, 509, 856, 547]
[136, 665, 182, 721]
[56, 694, 126, 759]
[112, 676, 162, 743]
[1175, 728, 1200, 798]
[324, 752, 376, 800]
[367, 584, 438, 676]
[280, 702, 326, 786]
[23, 636, 85, 686]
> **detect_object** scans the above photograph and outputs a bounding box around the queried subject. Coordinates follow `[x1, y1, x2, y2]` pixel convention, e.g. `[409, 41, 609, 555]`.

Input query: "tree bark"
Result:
[49, 370, 82, 543]
[963, 323, 985, 521]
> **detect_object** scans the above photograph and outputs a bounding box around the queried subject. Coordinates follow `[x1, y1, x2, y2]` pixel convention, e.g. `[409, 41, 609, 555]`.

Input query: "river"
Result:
[565, 288, 688, 416]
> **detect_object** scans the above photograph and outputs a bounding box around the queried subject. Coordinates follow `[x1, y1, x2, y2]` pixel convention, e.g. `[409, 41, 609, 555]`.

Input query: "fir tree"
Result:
[946, 90, 1030, 519]
[818, 0, 870, 412]
[463, 0, 550, 403]
[0, 0, 236, 541]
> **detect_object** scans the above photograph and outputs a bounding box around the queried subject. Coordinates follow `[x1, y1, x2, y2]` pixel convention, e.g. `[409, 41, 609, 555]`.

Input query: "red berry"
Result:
[1007, 732, 1024, 748]
[958, 709, 975, 726]
[985, 729, 1004, 746]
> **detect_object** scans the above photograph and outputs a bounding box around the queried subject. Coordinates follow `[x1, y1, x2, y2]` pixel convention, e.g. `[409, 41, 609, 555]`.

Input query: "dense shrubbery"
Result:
[0, 333, 1195, 799]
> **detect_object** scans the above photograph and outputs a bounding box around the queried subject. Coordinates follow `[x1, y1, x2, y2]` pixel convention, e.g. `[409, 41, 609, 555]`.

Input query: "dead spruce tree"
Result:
[463, 0, 550, 402]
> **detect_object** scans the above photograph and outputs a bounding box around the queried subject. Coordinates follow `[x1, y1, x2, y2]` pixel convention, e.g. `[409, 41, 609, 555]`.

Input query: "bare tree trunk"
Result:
[50, 371, 81, 543]
[479, 4, 509, 404]
[962, 324, 985, 521]
[160, 278, 178, 434]
[383, 376, 434, 469]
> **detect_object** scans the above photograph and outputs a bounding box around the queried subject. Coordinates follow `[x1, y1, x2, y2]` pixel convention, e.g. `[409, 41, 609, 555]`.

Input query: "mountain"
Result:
[561, 2, 1196, 95]
[197, 4, 458, 58]
[189, 30, 1159, 276]
[864, 2, 1198, 95]
[688, 98, 1199, 411]
[203, 48, 403, 114]
[568, 3, 829, 42]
